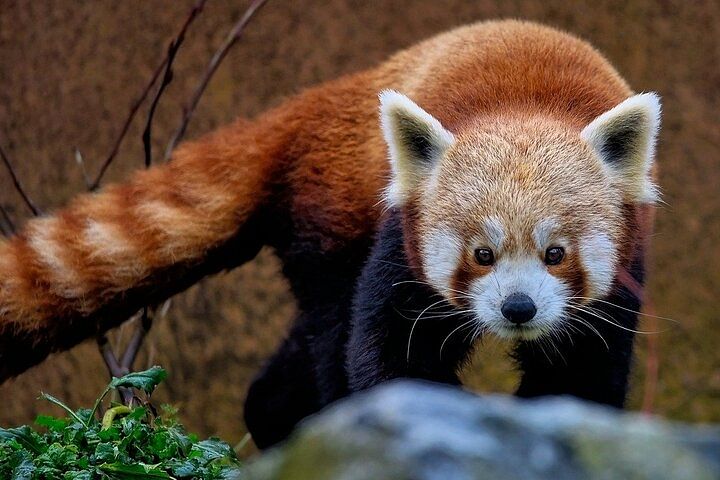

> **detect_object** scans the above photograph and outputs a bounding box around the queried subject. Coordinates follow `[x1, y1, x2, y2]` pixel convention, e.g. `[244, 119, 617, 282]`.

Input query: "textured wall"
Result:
[0, 0, 718, 452]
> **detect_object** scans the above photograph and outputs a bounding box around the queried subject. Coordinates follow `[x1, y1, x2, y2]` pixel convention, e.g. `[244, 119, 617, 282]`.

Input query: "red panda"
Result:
[0, 20, 658, 447]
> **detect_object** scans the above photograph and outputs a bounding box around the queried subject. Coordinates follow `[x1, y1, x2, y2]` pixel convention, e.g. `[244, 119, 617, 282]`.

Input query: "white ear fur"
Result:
[379, 90, 454, 207]
[581, 92, 662, 203]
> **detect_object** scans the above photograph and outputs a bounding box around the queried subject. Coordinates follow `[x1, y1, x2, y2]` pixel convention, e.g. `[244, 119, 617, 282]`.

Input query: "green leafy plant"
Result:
[0, 366, 243, 479]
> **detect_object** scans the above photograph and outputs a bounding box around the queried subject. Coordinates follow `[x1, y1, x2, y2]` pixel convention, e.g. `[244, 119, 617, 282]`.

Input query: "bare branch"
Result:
[0, 204, 16, 236]
[97, 335, 125, 378]
[89, 59, 167, 190]
[164, 0, 270, 160]
[0, 144, 41, 216]
[143, 47, 175, 168]
[120, 300, 170, 371]
[142, 0, 200, 168]
[97, 334, 134, 405]
[120, 307, 153, 370]
[90, 0, 208, 189]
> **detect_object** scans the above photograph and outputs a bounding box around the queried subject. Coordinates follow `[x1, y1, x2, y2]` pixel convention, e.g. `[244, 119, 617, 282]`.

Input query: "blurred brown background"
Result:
[0, 0, 718, 452]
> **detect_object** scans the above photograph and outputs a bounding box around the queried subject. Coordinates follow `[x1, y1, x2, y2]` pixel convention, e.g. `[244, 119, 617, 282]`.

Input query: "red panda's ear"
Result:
[379, 90, 454, 207]
[581, 92, 662, 203]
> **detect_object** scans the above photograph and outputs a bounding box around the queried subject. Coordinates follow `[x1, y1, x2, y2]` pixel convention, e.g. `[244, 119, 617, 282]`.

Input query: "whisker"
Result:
[378, 260, 414, 269]
[490, 271, 503, 297]
[545, 331, 567, 365]
[469, 323, 485, 344]
[464, 322, 485, 343]
[557, 323, 576, 347]
[559, 319, 588, 346]
[392, 294, 474, 319]
[393, 303, 456, 320]
[392, 279, 474, 299]
[567, 304, 667, 335]
[407, 298, 452, 362]
[564, 313, 609, 349]
[417, 310, 474, 320]
[439, 319, 476, 360]
[568, 296, 679, 324]
[535, 337, 554, 365]
[535, 270, 549, 298]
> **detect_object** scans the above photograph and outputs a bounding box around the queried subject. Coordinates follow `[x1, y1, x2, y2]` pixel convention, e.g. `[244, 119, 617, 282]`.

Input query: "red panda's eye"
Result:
[545, 246, 565, 265]
[474, 248, 495, 266]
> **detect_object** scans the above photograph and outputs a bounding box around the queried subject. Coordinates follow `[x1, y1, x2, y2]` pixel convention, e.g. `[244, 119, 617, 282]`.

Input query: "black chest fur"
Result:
[244, 210, 643, 449]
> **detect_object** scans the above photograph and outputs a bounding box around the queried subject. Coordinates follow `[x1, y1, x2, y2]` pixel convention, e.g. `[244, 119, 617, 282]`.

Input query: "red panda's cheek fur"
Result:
[548, 252, 587, 300]
[618, 202, 644, 268]
[451, 256, 492, 307]
[399, 194, 428, 280]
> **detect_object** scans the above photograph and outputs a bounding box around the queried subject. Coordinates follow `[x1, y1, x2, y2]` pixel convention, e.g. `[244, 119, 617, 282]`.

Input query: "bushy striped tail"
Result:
[0, 117, 280, 381]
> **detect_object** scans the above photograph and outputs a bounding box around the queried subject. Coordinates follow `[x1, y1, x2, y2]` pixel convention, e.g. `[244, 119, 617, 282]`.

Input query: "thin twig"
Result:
[97, 335, 125, 378]
[89, 59, 167, 190]
[143, 46, 176, 168]
[120, 308, 153, 370]
[0, 204, 15, 236]
[90, 0, 208, 189]
[164, 0, 269, 160]
[97, 335, 134, 405]
[0, 144, 41, 216]
[141, 7, 194, 168]
[74, 148, 92, 190]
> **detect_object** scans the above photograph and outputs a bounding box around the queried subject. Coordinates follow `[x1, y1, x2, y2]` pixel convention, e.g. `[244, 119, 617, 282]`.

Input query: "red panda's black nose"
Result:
[501, 293, 537, 324]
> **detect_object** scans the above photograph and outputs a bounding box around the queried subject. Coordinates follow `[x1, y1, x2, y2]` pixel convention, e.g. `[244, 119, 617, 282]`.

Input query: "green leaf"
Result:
[94, 442, 117, 463]
[166, 459, 196, 477]
[110, 366, 167, 395]
[164, 426, 193, 456]
[149, 431, 179, 460]
[189, 439, 236, 463]
[98, 462, 170, 479]
[0, 426, 45, 454]
[211, 464, 243, 480]
[1, 367, 244, 480]
[38, 443, 78, 470]
[35, 415, 68, 432]
[217, 466, 244, 480]
[64, 471, 92, 480]
[97, 426, 120, 442]
[10, 455, 35, 480]
[127, 406, 148, 421]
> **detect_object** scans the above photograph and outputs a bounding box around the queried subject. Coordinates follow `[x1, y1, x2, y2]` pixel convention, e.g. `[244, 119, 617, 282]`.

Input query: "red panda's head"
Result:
[379, 90, 661, 340]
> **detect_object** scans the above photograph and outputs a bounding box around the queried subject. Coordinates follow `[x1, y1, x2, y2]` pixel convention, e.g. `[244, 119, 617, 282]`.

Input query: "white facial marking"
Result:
[533, 218, 559, 250]
[482, 217, 505, 250]
[422, 228, 462, 297]
[579, 231, 617, 299]
[469, 256, 569, 340]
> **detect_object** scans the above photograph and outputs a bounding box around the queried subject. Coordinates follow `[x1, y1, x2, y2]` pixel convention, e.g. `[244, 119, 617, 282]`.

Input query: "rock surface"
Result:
[245, 381, 720, 480]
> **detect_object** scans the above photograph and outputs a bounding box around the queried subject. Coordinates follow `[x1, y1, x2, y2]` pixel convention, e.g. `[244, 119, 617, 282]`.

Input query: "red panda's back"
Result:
[281, 20, 635, 251]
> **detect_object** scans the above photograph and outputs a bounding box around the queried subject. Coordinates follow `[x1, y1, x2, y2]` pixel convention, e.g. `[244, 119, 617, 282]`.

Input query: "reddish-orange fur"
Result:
[0, 20, 652, 381]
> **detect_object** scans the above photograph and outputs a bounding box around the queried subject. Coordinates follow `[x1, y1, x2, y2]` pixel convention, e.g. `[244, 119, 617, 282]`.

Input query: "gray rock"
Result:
[245, 381, 720, 480]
